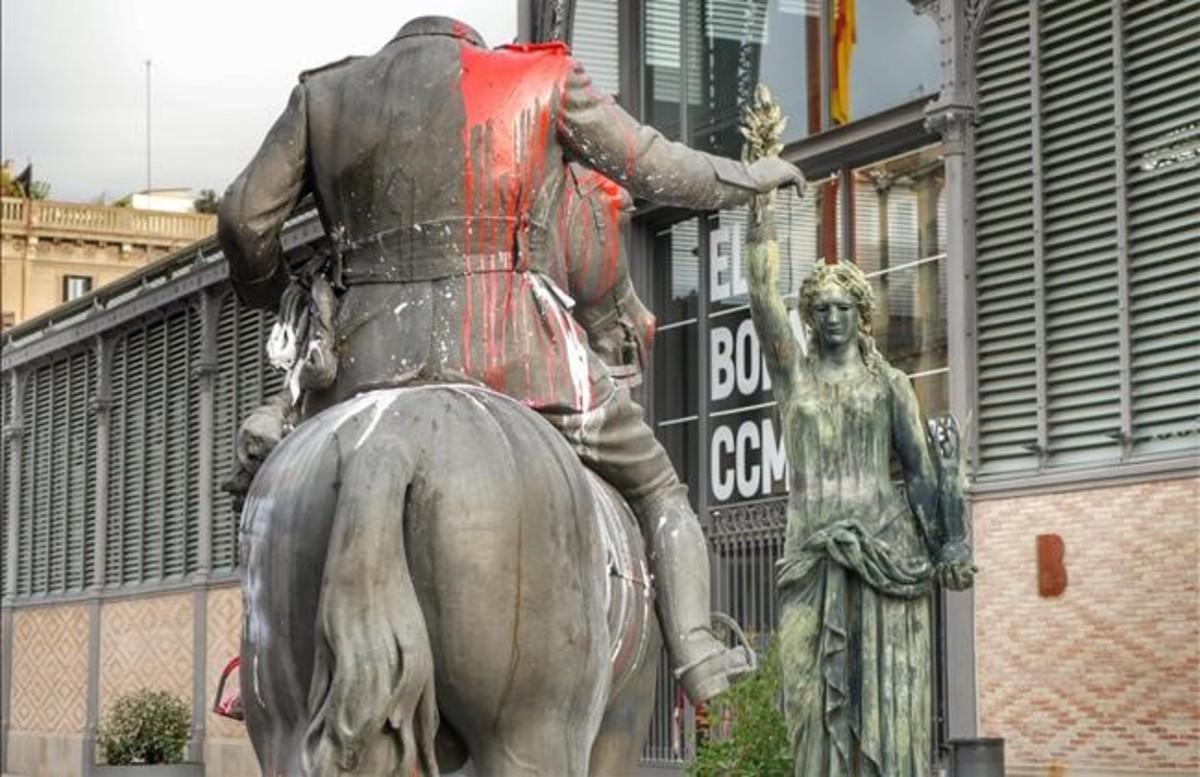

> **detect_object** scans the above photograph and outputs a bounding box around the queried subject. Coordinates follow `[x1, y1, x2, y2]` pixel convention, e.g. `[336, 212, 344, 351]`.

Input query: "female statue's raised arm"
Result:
[743, 86, 803, 407]
[746, 213, 802, 406]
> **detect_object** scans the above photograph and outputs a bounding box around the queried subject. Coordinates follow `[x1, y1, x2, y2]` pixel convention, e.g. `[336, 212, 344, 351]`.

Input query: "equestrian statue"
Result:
[217, 16, 803, 777]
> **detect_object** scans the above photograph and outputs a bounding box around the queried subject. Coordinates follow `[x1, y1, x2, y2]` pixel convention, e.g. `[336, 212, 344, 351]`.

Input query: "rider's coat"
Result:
[562, 164, 656, 387]
[219, 15, 759, 413]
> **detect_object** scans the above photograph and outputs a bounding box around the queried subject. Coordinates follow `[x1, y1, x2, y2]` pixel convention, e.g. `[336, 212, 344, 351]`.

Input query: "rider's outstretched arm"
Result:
[218, 85, 310, 311]
[557, 61, 802, 212]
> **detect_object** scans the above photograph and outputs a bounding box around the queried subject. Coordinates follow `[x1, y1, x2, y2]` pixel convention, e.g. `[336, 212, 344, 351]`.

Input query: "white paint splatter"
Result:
[354, 391, 401, 450]
[530, 274, 592, 411]
[266, 321, 297, 371]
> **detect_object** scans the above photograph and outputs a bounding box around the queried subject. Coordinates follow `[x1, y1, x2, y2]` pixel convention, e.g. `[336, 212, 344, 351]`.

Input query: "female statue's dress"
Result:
[773, 358, 939, 776]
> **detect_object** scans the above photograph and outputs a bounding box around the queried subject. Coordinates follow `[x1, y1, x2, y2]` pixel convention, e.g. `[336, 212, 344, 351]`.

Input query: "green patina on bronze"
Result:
[742, 85, 975, 777]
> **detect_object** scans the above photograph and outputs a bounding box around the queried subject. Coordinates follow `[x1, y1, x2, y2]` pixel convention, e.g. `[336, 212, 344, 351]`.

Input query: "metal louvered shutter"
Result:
[125, 327, 147, 583]
[210, 295, 239, 571]
[211, 291, 284, 571]
[974, 0, 1038, 474]
[1039, 0, 1122, 466]
[64, 349, 96, 591]
[187, 309, 203, 573]
[31, 365, 52, 593]
[103, 308, 203, 585]
[975, 0, 1200, 477]
[106, 335, 127, 585]
[48, 361, 67, 592]
[161, 307, 198, 579]
[18, 359, 86, 594]
[1124, 0, 1200, 455]
[1, 377, 11, 599]
[143, 317, 166, 580]
[115, 327, 147, 585]
[83, 351, 98, 587]
[17, 370, 34, 595]
[573, 0, 620, 95]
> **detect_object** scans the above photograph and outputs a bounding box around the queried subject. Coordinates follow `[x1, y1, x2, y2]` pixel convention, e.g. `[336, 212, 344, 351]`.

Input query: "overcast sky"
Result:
[1, 1, 517, 203]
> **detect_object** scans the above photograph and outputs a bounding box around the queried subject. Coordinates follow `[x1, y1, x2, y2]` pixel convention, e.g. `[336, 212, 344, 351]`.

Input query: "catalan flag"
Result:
[830, 0, 856, 125]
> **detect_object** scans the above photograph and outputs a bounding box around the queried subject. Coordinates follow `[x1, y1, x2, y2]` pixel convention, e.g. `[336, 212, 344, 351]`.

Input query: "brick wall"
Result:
[6, 604, 90, 777]
[204, 585, 259, 777]
[9, 604, 89, 733]
[974, 476, 1200, 773]
[98, 593, 193, 717]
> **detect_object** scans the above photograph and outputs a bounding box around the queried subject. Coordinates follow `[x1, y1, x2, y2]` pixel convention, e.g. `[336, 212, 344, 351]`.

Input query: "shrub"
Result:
[688, 640, 793, 777]
[98, 689, 190, 765]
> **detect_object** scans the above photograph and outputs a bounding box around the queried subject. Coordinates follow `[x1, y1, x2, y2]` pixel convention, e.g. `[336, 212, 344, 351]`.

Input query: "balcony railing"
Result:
[0, 196, 216, 243]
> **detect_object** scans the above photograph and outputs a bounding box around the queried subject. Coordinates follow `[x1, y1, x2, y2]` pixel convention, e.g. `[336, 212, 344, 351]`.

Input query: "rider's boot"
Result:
[635, 484, 757, 704]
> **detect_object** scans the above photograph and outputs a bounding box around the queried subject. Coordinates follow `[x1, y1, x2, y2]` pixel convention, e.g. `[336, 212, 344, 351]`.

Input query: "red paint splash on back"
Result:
[457, 40, 572, 396]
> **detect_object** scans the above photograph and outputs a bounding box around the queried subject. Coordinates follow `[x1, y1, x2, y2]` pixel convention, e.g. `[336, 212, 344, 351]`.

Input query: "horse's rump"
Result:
[241, 384, 639, 775]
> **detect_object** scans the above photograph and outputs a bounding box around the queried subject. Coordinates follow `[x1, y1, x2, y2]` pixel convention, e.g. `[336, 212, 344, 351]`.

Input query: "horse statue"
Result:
[238, 383, 662, 776]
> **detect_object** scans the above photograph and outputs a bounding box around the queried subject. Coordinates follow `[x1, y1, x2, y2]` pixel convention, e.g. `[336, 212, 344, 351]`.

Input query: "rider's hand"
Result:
[748, 157, 805, 195]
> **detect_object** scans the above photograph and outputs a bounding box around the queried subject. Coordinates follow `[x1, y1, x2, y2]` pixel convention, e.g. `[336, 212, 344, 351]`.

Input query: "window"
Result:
[644, 0, 819, 150]
[848, 0, 940, 120]
[572, 0, 620, 96]
[851, 145, 949, 416]
[63, 275, 93, 302]
[641, 0, 940, 153]
[652, 219, 702, 512]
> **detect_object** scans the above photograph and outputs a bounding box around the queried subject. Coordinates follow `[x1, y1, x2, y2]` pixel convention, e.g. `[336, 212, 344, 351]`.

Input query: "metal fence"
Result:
[640, 496, 788, 767]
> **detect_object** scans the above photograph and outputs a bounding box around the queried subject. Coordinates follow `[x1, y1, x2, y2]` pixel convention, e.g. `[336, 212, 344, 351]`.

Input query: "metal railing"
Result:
[639, 496, 789, 768]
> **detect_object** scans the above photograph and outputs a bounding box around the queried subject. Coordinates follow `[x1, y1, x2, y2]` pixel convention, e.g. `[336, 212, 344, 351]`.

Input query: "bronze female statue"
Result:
[742, 87, 974, 776]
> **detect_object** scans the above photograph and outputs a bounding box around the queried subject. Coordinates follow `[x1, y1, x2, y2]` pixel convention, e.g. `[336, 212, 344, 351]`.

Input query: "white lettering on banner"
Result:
[735, 318, 767, 396]
[711, 326, 735, 401]
[711, 425, 735, 501]
[710, 312, 809, 403]
[710, 418, 788, 501]
[708, 225, 746, 302]
[762, 419, 786, 489]
[735, 422, 760, 496]
[710, 319, 771, 402]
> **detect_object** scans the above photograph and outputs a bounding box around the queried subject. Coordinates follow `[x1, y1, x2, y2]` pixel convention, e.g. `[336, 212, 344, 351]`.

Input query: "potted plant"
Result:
[94, 689, 202, 776]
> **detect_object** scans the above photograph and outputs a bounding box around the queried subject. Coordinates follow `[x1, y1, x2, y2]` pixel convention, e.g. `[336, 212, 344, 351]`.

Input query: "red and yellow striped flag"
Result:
[830, 0, 856, 125]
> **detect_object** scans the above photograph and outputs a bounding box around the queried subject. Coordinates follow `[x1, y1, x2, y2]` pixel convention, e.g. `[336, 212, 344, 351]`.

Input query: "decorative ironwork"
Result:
[707, 497, 788, 542]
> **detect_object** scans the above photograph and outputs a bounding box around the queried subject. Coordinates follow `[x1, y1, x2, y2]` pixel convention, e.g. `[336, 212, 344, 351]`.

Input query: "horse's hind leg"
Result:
[589, 619, 663, 777]
[410, 402, 612, 776]
[417, 488, 611, 777]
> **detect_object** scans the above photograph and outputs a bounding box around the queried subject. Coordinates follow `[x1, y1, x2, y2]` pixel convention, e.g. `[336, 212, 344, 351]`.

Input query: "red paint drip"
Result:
[457, 41, 570, 395]
[577, 191, 593, 291]
[520, 276, 533, 399]
[596, 174, 623, 297]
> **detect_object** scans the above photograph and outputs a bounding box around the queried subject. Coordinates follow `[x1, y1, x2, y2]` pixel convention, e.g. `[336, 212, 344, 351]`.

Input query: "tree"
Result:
[194, 188, 221, 214]
[0, 159, 50, 199]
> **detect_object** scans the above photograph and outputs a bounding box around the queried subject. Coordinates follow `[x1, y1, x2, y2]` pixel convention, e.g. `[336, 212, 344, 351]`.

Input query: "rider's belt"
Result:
[339, 216, 546, 285]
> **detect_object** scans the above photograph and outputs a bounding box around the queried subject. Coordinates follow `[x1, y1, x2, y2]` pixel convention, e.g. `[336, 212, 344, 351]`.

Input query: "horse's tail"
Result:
[302, 444, 438, 777]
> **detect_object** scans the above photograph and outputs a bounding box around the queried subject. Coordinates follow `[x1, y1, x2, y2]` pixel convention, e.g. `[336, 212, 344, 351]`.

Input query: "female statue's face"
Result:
[811, 286, 859, 350]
